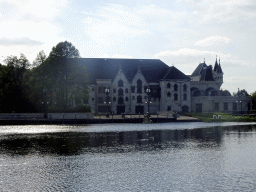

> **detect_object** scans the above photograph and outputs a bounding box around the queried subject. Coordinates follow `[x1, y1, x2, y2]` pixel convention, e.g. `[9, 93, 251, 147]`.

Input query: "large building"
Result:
[71, 57, 252, 114]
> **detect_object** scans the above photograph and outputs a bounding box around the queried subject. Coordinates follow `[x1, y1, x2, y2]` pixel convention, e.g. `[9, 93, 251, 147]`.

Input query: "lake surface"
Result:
[1, 122, 256, 191]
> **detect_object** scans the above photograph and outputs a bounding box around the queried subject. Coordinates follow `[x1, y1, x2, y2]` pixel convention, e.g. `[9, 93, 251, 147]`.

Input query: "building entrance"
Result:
[135, 106, 144, 114]
[117, 106, 125, 114]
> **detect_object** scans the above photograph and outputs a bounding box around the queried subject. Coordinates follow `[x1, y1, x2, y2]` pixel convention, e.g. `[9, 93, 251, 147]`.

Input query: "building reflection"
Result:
[0, 125, 255, 156]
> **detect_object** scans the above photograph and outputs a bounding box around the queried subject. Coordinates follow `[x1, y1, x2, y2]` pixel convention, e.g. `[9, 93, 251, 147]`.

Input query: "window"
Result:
[224, 102, 228, 110]
[137, 95, 142, 103]
[98, 97, 103, 103]
[131, 86, 135, 93]
[113, 97, 116, 102]
[137, 79, 142, 93]
[183, 93, 187, 101]
[118, 80, 123, 87]
[133, 96, 135, 100]
[183, 84, 187, 92]
[118, 88, 123, 96]
[167, 106, 171, 111]
[92, 98, 94, 101]
[92, 88, 94, 91]
[167, 83, 171, 88]
[125, 88, 128, 93]
[174, 93, 178, 101]
[113, 88, 116, 93]
[125, 97, 129, 101]
[167, 92, 171, 97]
[174, 84, 178, 91]
[233, 103, 237, 110]
[215, 103, 219, 111]
[118, 97, 124, 104]
[98, 87, 102, 93]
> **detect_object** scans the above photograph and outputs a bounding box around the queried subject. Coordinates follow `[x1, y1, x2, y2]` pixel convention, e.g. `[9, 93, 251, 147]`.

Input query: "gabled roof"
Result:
[68, 58, 169, 83]
[163, 66, 191, 80]
[200, 66, 214, 81]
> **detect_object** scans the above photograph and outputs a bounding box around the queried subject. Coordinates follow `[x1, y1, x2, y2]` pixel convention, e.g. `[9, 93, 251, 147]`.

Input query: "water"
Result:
[1, 122, 256, 191]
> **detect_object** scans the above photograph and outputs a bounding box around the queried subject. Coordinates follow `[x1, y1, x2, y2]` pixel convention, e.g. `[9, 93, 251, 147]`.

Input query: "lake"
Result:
[1, 122, 256, 191]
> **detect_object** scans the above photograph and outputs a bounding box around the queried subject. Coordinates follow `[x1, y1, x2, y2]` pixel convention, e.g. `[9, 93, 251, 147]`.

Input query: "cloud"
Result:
[195, 36, 231, 46]
[0, 37, 43, 45]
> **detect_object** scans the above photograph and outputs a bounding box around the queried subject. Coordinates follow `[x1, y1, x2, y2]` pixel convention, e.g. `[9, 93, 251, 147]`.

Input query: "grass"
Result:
[184, 113, 256, 122]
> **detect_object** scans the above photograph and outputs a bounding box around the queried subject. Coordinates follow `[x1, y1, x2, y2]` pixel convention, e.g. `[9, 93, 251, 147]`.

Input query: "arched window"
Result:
[118, 88, 123, 96]
[118, 97, 124, 104]
[137, 95, 142, 103]
[174, 93, 178, 101]
[113, 97, 116, 101]
[167, 83, 171, 88]
[125, 97, 129, 101]
[183, 93, 187, 101]
[174, 84, 178, 92]
[183, 84, 187, 92]
[113, 88, 116, 93]
[125, 88, 128, 93]
[167, 92, 171, 97]
[118, 80, 123, 87]
[137, 79, 142, 93]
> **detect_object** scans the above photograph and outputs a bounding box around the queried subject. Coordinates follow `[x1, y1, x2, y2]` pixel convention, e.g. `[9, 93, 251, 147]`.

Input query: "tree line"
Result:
[0, 41, 90, 113]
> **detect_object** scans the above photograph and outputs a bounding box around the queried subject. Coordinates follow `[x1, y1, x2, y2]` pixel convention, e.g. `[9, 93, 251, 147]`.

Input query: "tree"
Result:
[0, 54, 36, 112]
[252, 91, 256, 110]
[32, 50, 47, 68]
[35, 41, 88, 111]
[233, 89, 250, 96]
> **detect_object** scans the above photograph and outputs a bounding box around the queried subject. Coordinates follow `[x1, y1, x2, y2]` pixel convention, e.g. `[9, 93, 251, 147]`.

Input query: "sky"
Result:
[0, 0, 255, 94]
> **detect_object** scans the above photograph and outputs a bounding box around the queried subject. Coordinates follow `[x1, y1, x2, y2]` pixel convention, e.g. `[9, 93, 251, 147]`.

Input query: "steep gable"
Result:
[163, 66, 191, 80]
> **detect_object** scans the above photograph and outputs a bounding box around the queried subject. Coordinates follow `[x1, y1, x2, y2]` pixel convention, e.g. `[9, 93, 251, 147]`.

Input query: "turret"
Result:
[212, 56, 223, 86]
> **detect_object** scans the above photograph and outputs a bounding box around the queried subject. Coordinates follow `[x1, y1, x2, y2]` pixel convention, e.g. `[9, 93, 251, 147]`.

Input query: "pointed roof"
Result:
[214, 57, 219, 71]
[163, 66, 190, 80]
[191, 63, 207, 77]
[217, 59, 223, 73]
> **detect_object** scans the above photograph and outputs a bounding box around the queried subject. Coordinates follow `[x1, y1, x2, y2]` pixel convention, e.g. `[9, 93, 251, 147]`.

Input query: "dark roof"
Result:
[200, 66, 214, 81]
[217, 63, 223, 73]
[191, 63, 207, 77]
[68, 58, 170, 83]
[214, 59, 219, 71]
[163, 66, 190, 80]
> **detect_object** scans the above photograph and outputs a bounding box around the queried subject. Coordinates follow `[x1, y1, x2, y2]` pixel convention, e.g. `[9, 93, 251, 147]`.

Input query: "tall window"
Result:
[224, 102, 228, 110]
[167, 92, 171, 97]
[118, 80, 123, 87]
[183, 93, 187, 101]
[137, 79, 142, 93]
[167, 83, 171, 88]
[113, 88, 116, 93]
[131, 86, 135, 93]
[125, 88, 128, 93]
[118, 88, 123, 96]
[125, 97, 129, 101]
[174, 93, 178, 101]
[167, 106, 171, 111]
[113, 97, 116, 102]
[137, 95, 142, 103]
[233, 103, 237, 111]
[183, 84, 187, 92]
[215, 103, 219, 111]
[174, 84, 178, 92]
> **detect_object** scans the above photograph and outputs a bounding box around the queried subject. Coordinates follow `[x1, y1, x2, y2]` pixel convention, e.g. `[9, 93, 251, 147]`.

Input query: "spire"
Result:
[217, 58, 223, 73]
[214, 55, 218, 71]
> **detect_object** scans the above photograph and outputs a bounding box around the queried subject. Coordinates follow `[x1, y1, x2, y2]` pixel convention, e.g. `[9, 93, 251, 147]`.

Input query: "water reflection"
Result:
[1, 125, 255, 156]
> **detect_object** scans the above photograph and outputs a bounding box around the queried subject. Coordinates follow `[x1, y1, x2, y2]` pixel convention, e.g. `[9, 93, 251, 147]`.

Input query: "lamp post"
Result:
[236, 100, 242, 115]
[105, 88, 111, 117]
[146, 87, 151, 116]
[42, 88, 48, 118]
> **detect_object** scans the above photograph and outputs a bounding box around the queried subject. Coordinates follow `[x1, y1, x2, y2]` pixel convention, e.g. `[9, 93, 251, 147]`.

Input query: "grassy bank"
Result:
[184, 113, 256, 122]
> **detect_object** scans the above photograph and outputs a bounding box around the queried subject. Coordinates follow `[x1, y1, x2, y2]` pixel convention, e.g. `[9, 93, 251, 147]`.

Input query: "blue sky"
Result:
[0, 0, 255, 94]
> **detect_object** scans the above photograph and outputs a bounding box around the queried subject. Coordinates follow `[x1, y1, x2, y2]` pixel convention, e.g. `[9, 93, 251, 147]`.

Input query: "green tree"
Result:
[33, 41, 88, 111]
[252, 91, 256, 110]
[0, 54, 36, 112]
[32, 50, 47, 68]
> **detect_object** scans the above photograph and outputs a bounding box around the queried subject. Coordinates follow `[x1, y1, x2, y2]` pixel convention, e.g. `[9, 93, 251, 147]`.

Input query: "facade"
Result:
[70, 57, 252, 114]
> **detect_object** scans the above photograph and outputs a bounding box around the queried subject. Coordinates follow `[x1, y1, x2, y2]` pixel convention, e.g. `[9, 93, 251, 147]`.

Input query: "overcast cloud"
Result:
[0, 0, 255, 93]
